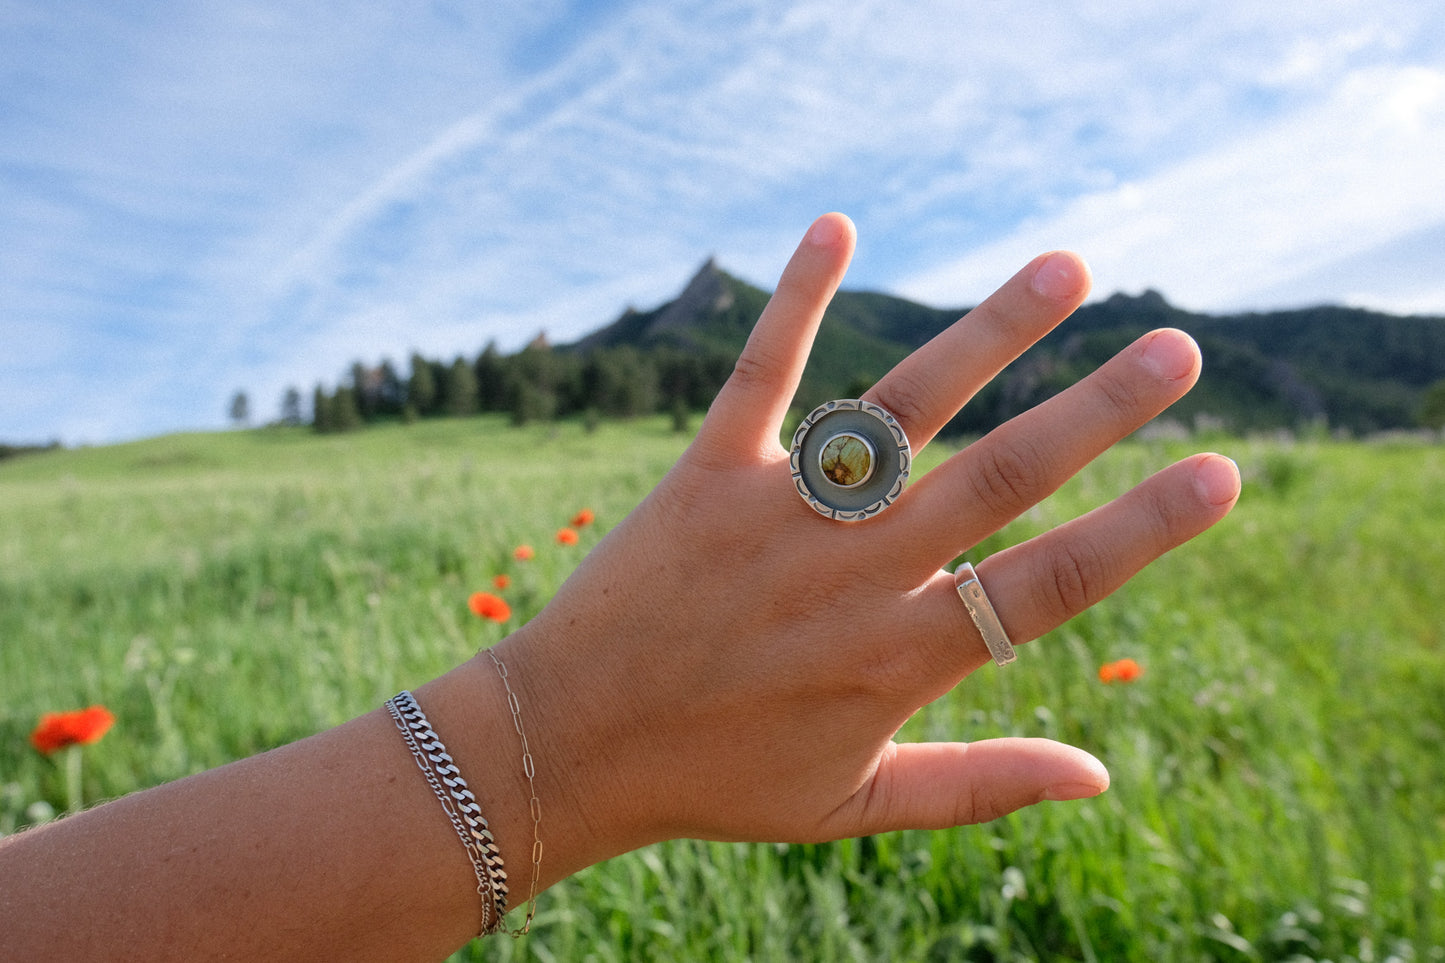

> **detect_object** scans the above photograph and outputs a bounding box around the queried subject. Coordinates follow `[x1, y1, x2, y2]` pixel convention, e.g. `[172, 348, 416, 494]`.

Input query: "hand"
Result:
[501, 213, 1240, 871]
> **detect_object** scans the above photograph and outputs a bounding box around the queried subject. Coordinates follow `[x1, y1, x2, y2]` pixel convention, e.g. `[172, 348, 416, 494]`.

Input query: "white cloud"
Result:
[895, 66, 1445, 311]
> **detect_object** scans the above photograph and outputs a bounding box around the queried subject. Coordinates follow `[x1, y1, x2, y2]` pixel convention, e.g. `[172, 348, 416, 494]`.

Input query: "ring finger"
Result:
[907, 452, 1241, 694]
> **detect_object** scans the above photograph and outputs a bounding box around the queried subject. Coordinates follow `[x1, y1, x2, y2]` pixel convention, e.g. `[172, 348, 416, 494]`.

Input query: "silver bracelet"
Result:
[386, 690, 509, 935]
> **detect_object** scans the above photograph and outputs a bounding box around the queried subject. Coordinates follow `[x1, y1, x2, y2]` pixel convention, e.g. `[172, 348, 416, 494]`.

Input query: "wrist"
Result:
[412, 623, 655, 906]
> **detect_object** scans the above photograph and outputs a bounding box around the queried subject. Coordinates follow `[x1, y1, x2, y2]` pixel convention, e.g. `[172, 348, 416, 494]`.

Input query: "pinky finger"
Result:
[978, 453, 1241, 647]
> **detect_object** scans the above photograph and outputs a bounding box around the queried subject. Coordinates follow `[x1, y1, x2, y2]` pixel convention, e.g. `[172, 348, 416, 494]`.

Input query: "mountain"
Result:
[574, 257, 774, 357]
[572, 259, 963, 422]
[569, 260, 1445, 436]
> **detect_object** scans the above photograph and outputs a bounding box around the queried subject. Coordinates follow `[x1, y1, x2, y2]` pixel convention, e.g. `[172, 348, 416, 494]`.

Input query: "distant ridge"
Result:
[567, 259, 1445, 435]
[11, 261, 1445, 455]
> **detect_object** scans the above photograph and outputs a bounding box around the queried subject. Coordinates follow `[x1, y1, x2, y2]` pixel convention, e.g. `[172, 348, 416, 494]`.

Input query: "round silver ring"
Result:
[789, 399, 911, 521]
[955, 562, 1016, 666]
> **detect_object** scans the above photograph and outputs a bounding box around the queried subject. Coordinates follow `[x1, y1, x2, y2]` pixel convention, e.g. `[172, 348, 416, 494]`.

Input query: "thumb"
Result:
[849, 738, 1110, 834]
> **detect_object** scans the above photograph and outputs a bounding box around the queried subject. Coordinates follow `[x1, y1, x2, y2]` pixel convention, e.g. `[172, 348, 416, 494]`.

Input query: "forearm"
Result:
[0, 647, 591, 962]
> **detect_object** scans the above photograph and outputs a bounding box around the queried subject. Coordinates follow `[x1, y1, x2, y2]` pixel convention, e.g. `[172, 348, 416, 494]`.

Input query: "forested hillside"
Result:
[299, 260, 1445, 438]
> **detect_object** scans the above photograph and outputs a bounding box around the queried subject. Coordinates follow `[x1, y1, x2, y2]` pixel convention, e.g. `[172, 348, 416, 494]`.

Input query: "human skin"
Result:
[0, 213, 1240, 961]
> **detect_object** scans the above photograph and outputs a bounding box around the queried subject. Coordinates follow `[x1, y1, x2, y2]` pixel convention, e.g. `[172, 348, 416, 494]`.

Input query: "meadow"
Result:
[2, 417, 1442, 961]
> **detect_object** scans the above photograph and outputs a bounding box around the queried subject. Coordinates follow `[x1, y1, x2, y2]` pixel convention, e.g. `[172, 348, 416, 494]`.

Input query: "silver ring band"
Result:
[954, 562, 1016, 666]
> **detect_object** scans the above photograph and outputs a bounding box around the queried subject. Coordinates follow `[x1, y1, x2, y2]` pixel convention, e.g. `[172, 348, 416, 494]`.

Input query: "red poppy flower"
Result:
[492, 573, 511, 590]
[513, 545, 535, 562]
[31, 706, 115, 755]
[468, 592, 512, 623]
[571, 508, 595, 528]
[1098, 658, 1144, 684]
[555, 527, 579, 546]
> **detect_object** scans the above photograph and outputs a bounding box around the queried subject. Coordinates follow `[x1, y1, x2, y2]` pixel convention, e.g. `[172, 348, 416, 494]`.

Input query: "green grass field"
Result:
[3, 418, 1443, 961]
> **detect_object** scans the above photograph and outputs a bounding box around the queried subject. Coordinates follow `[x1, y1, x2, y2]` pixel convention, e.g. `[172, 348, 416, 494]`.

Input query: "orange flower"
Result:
[513, 544, 535, 561]
[1098, 658, 1144, 684]
[31, 706, 115, 755]
[555, 527, 579, 546]
[571, 508, 595, 528]
[492, 573, 511, 590]
[468, 591, 511, 623]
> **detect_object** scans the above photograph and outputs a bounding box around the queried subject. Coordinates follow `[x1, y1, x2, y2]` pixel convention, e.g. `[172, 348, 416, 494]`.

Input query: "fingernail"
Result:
[1040, 782, 1107, 802]
[807, 213, 847, 247]
[1030, 252, 1087, 301]
[1139, 329, 1198, 381]
[1194, 454, 1241, 506]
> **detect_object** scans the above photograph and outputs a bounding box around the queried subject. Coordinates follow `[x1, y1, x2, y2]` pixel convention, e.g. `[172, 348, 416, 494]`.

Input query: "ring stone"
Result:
[819, 432, 875, 488]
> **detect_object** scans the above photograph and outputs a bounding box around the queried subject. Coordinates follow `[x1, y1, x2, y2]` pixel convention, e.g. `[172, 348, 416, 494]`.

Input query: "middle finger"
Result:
[862, 251, 1091, 453]
[881, 326, 1203, 573]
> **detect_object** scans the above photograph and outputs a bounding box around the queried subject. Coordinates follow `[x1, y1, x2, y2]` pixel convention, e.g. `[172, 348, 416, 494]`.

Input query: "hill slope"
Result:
[573, 261, 1445, 435]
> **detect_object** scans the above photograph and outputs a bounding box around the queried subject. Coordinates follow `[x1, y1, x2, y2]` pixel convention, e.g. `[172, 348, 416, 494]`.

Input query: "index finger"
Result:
[695, 214, 856, 460]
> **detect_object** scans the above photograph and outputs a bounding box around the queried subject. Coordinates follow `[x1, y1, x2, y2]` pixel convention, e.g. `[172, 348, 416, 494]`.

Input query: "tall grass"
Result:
[2, 419, 1442, 961]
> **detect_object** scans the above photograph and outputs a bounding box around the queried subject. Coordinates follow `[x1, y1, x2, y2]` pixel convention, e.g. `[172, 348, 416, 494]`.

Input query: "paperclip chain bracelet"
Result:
[385, 690, 510, 935]
[486, 648, 543, 937]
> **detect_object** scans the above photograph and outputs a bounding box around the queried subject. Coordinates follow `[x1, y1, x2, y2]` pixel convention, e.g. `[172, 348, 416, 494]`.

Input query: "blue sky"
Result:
[3, 1, 1444, 444]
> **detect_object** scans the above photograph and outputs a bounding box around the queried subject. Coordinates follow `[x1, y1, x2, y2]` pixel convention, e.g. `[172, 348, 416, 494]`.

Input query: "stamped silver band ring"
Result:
[789, 399, 911, 521]
[955, 562, 1017, 666]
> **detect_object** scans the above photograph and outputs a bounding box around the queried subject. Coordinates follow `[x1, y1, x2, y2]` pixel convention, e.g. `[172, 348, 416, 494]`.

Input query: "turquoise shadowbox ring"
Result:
[790, 399, 912, 521]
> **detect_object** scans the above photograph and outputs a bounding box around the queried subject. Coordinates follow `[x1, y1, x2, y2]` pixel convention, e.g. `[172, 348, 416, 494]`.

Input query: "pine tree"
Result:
[474, 342, 506, 412]
[588, 347, 658, 417]
[228, 390, 250, 427]
[312, 386, 334, 433]
[377, 360, 405, 417]
[332, 387, 362, 432]
[502, 343, 562, 424]
[1421, 379, 1445, 430]
[350, 362, 376, 421]
[444, 357, 479, 416]
[508, 382, 556, 426]
[408, 352, 437, 416]
[280, 387, 303, 426]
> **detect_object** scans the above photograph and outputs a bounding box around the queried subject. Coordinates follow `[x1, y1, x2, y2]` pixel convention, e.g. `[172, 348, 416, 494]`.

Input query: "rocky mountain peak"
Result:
[646, 257, 735, 336]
